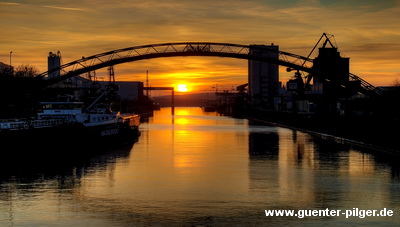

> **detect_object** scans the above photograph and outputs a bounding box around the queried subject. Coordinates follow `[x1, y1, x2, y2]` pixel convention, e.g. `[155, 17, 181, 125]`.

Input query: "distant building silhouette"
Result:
[48, 51, 61, 79]
[110, 81, 144, 100]
[312, 47, 350, 99]
[248, 44, 279, 108]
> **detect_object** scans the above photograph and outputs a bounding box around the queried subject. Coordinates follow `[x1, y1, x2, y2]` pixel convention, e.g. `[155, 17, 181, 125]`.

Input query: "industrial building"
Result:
[312, 46, 350, 99]
[48, 51, 61, 79]
[248, 44, 279, 108]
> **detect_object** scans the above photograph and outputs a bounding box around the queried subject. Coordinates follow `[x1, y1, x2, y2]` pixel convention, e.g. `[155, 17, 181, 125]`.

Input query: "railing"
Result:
[38, 42, 313, 79]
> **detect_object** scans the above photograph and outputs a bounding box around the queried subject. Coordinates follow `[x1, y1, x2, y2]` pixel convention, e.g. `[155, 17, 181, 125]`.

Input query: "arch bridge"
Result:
[38, 42, 378, 93]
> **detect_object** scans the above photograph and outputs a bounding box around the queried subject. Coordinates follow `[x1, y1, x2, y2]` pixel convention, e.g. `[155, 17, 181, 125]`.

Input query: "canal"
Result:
[1, 107, 399, 226]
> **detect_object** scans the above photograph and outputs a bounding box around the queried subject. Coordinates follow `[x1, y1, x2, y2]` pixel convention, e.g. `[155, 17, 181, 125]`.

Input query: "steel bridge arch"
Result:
[38, 42, 377, 93]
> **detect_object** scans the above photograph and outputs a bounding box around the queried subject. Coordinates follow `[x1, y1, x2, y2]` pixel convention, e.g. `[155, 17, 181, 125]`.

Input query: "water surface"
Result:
[1, 107, 399, 226]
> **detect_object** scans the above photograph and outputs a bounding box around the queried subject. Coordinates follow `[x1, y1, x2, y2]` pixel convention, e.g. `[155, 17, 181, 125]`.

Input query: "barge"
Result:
[0, 100, 140, 145]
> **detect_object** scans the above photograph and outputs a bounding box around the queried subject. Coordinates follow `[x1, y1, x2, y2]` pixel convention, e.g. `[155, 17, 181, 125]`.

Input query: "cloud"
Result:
[0, 1, 89, 11]
[43, 5, 89, 11]
[0, 2, 21, 5]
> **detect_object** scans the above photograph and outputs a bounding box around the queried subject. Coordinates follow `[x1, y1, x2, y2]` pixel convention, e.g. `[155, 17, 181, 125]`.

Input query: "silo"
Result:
[248, 44, 279, 108]
[48, 51, 61, 79]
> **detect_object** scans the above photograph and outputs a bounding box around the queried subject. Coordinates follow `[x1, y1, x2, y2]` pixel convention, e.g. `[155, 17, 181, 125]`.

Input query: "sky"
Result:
[1, 0, 399, 92]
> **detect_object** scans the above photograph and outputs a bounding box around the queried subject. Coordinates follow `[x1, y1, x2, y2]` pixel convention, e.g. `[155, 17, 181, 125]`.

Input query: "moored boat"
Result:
[0, 101, 140, 145]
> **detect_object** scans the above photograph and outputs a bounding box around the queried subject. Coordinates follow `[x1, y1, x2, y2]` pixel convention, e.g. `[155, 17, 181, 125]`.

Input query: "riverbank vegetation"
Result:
[0, 63, 45, 118]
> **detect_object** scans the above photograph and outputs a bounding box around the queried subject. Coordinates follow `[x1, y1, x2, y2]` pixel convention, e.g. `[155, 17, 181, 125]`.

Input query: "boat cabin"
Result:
[39, 102, 84, 115]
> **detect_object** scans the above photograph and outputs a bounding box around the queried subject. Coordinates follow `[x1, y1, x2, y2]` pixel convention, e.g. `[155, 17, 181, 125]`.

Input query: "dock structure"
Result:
[143, 87, 175, 115]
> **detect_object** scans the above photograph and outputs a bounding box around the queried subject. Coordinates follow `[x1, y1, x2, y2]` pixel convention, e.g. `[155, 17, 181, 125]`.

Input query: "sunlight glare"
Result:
[177, 84, 189, 92]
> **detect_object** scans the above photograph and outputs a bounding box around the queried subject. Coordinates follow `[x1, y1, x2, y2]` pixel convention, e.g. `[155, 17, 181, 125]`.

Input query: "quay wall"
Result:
[234, 108, 400, 157]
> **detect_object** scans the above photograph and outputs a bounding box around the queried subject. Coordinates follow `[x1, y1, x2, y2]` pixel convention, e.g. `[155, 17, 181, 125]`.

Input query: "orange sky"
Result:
[1, 0, 399, 91]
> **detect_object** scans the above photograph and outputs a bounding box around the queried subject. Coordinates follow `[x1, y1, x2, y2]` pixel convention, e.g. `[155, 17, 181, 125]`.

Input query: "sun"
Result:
[177, 84, 189, 92]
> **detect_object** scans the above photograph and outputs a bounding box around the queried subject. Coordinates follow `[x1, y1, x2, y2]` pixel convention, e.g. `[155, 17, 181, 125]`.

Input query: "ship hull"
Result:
[0, 121, 140, 152]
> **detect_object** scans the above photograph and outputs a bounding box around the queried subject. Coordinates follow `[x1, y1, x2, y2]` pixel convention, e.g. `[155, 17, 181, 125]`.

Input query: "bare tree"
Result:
[14, 64, 39, 77]
[392, 78, 400, 87]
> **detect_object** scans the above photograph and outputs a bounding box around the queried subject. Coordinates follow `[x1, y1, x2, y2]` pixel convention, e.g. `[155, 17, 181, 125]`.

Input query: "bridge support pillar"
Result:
[171, 89, 175, 115]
